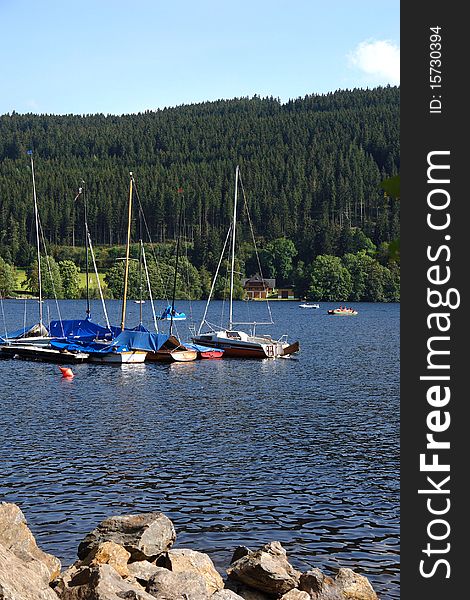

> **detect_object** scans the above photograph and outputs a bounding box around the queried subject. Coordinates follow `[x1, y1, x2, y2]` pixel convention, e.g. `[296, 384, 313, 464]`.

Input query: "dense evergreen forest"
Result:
[0, 87, 400, 301]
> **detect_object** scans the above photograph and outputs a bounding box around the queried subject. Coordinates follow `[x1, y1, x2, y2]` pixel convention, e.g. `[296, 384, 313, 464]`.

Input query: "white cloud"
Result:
[348, 40, 400, 85]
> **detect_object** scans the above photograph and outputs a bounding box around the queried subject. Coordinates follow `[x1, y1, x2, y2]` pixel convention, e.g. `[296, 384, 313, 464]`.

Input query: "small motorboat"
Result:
[327, 307, 358, 316]
[146, 335, 197, 362]
[299, 303, 319, 309]
[186, 343, 224, 359]
[157, 305, 186, 321]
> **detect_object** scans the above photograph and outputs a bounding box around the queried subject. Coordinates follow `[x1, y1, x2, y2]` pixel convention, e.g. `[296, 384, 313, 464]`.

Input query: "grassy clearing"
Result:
[15, 268, 106, 292]
[78, 272, 106, 289]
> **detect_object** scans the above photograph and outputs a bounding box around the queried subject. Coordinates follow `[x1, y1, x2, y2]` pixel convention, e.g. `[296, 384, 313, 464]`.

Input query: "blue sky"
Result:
[0, 0, 399, 115]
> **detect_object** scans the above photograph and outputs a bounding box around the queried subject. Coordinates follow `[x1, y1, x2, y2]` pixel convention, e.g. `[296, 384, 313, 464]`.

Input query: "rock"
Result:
[82, 541, 131, 577]
[230, 546, 252, 564]
[224, 579, 272, 600]
[51, 564, 80, 595]
[280, 590, 311, 600]
[212, 591, 246, 600]
[298, 569, 343, 600]
[77, 512, 176, 562]
[55, 563, 156, 600]
[0, 543, 59, 600]
[334, 568, 378, 600]
[146, 565, 211, 599]
[0, 502, 61, 582]
[226, 541, 301, 595]
[127, 560, 162, 585]
[164, 548, 224, 594]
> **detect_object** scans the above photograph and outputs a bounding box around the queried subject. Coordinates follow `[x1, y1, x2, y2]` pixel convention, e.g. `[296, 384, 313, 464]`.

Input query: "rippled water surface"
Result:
[0, 299, 399, 598]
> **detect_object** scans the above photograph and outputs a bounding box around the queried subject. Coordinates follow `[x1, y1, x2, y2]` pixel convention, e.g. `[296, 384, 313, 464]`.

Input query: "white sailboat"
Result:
[1, 151, 53, 347]
[192, 166, 299, 359]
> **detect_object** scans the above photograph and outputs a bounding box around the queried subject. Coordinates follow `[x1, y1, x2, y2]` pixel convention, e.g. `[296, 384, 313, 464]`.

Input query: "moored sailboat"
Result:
[1, 151, 52, 347]
[192, 166, 299, 359]
[147, 192, 197, 363]
[89, 173, 148, 363]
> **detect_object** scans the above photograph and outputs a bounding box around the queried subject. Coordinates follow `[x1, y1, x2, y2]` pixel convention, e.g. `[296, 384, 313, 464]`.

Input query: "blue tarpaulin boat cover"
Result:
[50, 329, 169, 355]
[49, 318, 114, 341]
[185, 343, 223, 354]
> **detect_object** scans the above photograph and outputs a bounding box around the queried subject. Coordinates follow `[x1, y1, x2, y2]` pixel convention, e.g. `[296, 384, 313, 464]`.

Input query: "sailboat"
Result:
[86, 173, 148, 363]
[192, 166, 299, 359]
[1, 151, 51, 347]
[0, 152, 92, 362]
[147, 192, 197, 363]
[50, 173, 152, 364]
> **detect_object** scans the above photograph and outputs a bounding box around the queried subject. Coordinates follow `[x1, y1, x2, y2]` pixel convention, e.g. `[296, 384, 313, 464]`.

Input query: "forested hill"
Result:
[0, 86, 399, 269]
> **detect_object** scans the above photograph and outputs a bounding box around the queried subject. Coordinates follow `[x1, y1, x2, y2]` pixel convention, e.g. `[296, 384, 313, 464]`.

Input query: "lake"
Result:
[0, 298, 399, 599]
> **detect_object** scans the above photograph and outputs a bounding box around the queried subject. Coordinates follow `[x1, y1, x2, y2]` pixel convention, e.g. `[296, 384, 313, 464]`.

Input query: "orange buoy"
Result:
[59, 366, 74, 378]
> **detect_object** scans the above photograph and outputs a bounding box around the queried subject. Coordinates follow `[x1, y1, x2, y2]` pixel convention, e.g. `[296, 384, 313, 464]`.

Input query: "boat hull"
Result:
[147, 349, 197, 362]
[0, 344, 89, 363]
[199, 349, 224, 359]
[192, 335, 298, 359]
[89, 350, 147, 364]
[3, 336, 52, 348]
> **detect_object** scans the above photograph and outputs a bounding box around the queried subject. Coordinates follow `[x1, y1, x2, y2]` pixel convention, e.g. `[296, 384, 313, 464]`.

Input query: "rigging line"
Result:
[229, 165, 239, 330]
[220, 257, 231, 330]
[37, 213, 65, 336]
[141, 242, 158, 333]
[23, 298, 27, 336]
[132, 179, 172, 310]
[0, 297, 8, 340]
[86, 228, 111, 332]
[75, 181, 90, 318]
[197, 224, 232, 335]
[131, 183, 161, 329]
[29, 151, 43, 327]
[182, 217, 194, 328]
[169, 192, 183, 338]
[238, 171, 274, 325]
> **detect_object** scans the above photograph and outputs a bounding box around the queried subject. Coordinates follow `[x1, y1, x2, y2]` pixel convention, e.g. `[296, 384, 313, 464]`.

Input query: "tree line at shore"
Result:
[0, 233, 399, 302]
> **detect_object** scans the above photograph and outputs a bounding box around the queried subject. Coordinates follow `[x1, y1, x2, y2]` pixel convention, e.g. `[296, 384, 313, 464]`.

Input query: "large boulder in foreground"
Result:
[227, 541, 301, 595]
[0, 502, 61, 582]
[0, 544, 59, 600]
[334, 568, 378, 600]
[77, 512, 176, 562]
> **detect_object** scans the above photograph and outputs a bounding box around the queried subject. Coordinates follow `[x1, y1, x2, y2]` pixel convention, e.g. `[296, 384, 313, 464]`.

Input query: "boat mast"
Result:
[120, 172, 134, 331]
[28, 150, 43, 328]
[83, 181, 90, 319]
[170, 191, 183, 337]
[138, 210, 144, 324]
[229, 165, 239, 331]
[75, 181, 90, 318]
